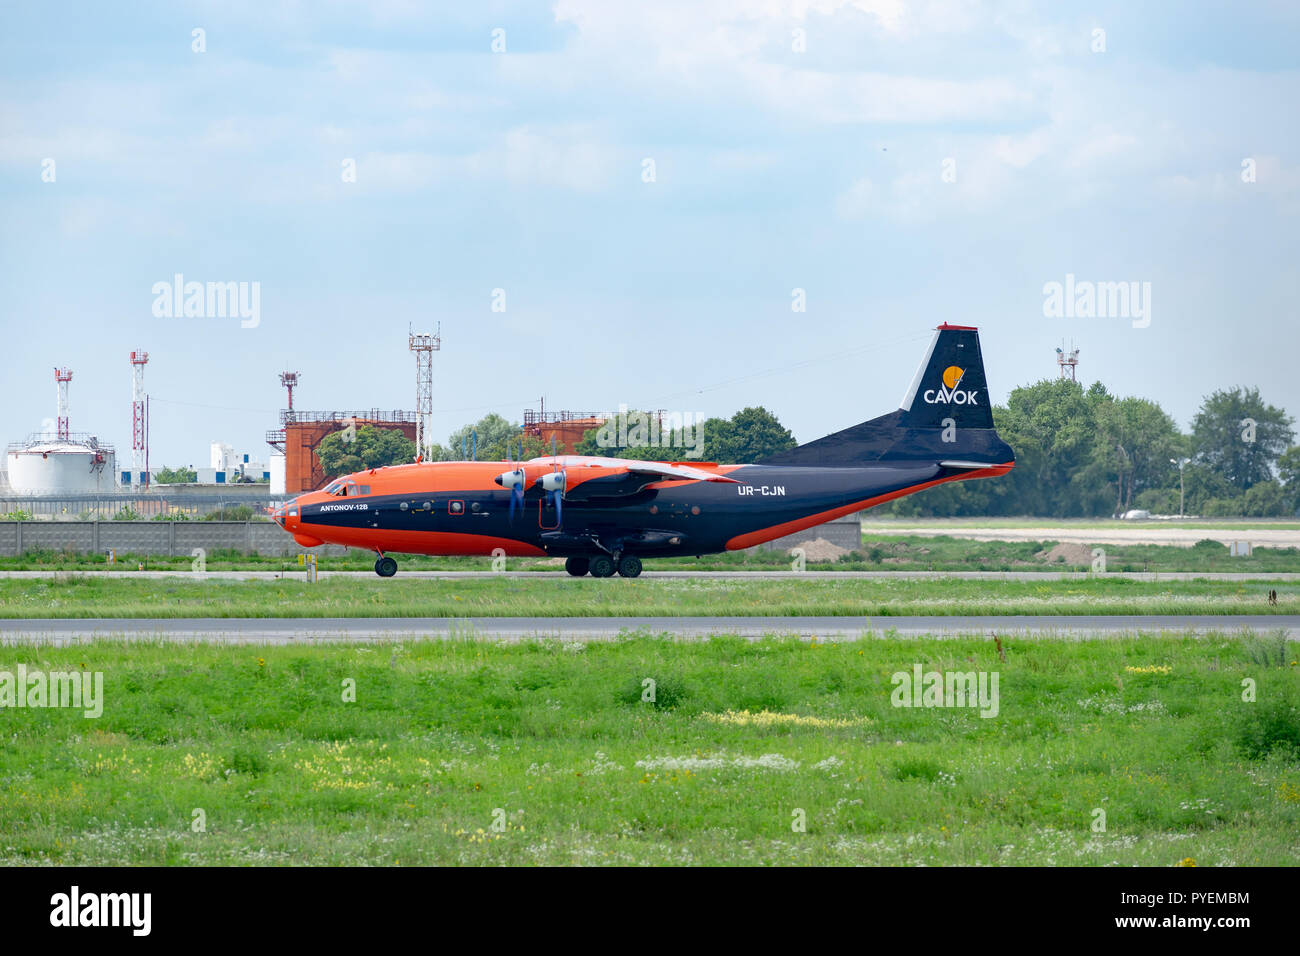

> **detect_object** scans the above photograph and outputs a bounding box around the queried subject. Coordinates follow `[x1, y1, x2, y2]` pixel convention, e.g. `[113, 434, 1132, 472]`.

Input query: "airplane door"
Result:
[538, 497, 560, 530]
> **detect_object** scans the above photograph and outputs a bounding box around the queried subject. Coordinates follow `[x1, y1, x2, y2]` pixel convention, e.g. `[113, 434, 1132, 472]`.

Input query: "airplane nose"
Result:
[274, 497, 300, 528]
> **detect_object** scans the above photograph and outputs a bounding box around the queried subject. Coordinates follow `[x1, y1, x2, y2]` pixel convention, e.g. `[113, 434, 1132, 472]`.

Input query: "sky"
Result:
[2, 0, 1298, 468]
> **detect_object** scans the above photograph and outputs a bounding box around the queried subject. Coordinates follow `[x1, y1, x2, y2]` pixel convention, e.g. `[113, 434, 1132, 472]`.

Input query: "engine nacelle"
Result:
[494, 468, 527, 489]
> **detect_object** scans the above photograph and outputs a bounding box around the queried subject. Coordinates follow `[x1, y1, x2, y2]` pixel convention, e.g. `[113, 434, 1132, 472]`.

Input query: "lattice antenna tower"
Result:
[1056, 342, 1080, 381]
[408, 324, 441, 459]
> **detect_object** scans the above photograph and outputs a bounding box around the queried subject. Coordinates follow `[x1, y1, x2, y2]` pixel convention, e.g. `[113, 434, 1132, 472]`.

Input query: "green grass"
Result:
[2, 633, 1298, 865]
[848, 535, 1300, 573]
[0, 575, 1296, 618]
[864, 518, 1300, 530]
[3, 534, 1299, 573]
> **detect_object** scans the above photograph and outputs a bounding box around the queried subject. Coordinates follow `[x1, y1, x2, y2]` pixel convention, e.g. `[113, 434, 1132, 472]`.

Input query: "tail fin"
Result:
[896, 324, 994, 429]
[759, 324, 1014, 467]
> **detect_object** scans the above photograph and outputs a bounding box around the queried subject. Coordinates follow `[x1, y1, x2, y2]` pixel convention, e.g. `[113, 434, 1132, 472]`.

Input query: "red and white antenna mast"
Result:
[130, 350, 149, 490]
[279, 371, 300, 416]
[54, 367, 72, 440]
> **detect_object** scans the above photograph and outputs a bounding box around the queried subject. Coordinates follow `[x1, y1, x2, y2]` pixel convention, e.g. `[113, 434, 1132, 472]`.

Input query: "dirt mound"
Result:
[792, 538, 850, 562]
[1036, 542, 1094, 566]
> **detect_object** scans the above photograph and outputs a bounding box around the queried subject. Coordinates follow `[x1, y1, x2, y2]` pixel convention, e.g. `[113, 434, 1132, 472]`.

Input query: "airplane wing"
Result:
[520, 455, 739, 501]
[528, 455, 739, 483]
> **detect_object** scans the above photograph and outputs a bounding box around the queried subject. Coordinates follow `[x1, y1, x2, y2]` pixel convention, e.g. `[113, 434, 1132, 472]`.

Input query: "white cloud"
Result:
[356, 126, 615, 193]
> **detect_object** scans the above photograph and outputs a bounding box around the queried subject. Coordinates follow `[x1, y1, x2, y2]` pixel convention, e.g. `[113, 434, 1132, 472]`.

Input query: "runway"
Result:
[1, 615, 1295, 644]
[1, 570, 1297, 582]
[863, 523, 1300, 548]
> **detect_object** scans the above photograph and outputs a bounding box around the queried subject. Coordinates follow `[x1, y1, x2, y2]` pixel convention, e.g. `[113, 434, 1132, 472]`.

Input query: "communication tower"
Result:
[280, 371, 300, 417]
[1056, 344, 1080, 381]
[54, 367, 72, 440]
[130, 350, 149, 490]
[408, 325, 441, 459]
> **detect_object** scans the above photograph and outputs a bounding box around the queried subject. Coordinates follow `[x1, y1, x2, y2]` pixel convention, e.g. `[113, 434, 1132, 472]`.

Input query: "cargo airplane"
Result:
[273, 325, 1014, 577]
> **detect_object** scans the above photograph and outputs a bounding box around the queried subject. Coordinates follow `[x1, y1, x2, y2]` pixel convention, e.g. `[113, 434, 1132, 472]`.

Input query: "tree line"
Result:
[311, 381, 1298, 518]
[881, 381, 1297, 518]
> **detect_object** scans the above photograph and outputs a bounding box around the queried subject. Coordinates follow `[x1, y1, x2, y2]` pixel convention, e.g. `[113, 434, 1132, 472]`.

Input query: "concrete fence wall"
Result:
[0, 515, 863, 559]
[0, 521, 349, 558]
[758, 513, 863, 553]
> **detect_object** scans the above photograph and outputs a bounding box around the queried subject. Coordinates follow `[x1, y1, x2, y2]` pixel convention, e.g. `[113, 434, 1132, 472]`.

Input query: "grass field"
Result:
[864, 518, 1300, 531]
[4, 534, 1299, 573]
[2, 633, 1297, 865]
[0, 575, 1296, 618]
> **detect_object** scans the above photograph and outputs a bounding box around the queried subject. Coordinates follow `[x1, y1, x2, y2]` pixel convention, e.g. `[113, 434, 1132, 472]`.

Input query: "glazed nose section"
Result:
[273, 498, 301, 528]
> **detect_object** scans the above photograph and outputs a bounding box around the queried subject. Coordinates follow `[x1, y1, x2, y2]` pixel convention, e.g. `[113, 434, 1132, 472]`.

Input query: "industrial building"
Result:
[196, 442, 270, 485]
[267, 409, 418, 496]
[4, 368, 117, 496]
[6, 434, 117, 495]
[523, 404, 606, 455]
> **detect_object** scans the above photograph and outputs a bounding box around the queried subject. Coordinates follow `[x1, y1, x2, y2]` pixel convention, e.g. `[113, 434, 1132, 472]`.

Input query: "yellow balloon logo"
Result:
[942, 366, 965, 389]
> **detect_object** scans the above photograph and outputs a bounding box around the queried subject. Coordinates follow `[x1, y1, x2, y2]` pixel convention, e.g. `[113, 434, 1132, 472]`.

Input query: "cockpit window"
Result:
[324, 481, 343, 496]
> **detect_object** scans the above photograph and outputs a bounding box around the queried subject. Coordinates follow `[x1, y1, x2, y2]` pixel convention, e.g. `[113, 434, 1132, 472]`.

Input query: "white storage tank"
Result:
[6, 437, 118, 495]
[269, 451, 286, 496]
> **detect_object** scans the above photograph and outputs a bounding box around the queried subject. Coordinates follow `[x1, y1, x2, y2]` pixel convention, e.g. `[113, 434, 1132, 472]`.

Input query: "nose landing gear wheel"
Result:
[588, 555, 616, 578]
[565, 557, 590, 577]
[616, 555, 642, 578]
[375, 556, 398, 577]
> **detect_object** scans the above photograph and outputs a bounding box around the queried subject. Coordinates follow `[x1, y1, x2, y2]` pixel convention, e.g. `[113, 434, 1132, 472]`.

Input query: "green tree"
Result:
[154, 466, 197, 484]
[1240, 480, 1288, 517]
[1092, 393, 1183, 513]
[575, 410, 706, 460]
[1279, 446, 1300, 513]
[315, 425, 416, 478]
[1190, 387, 1294, 491]
[1180, 462, 1237, 515]
[707, 407, 797, 463]
[445, 413, 525, 461]
[997, 379, 1110, 516]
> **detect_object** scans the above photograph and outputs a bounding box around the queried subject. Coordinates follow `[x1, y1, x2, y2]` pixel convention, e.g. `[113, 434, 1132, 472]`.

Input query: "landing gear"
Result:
[616, 555, 642, 578]
[375, 555, 398, 577]
[565, 556, 590, 577]
[588, 555, 616, 578]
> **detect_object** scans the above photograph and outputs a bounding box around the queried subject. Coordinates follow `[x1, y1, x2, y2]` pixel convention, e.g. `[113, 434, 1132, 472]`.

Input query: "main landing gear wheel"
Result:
[616, 555, 642, 578]
[565, 557, 590, 577]
[588, 555, 616, 578]
[375, 556, 398, 577]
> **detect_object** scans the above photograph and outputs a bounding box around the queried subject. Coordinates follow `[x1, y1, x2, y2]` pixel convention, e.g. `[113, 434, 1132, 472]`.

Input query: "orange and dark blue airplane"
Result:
[273, 325, 1014, 578]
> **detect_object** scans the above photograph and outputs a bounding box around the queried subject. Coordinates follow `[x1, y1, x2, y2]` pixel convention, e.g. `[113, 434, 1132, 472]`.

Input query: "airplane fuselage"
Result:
[272, 325, 1016, 575]
[276, 458, 1009, 560]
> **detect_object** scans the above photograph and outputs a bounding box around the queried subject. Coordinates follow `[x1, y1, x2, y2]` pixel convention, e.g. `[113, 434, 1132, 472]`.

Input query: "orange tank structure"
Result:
[267, 410, 418, 495]
[522, 408, 607, 454]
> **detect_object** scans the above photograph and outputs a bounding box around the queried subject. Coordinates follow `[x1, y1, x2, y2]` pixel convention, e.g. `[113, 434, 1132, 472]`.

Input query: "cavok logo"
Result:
[923, 365, 979, 406]
[50, 886, 151, 936]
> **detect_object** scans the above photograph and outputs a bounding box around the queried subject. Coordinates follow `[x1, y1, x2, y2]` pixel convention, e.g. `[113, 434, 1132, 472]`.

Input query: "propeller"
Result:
[540, 460, 566, 529]
[495, 444, 527, 522]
